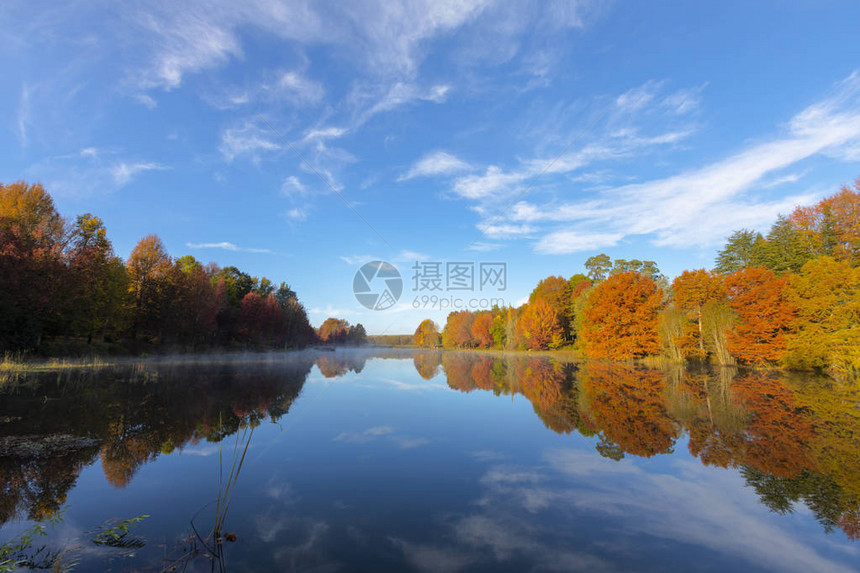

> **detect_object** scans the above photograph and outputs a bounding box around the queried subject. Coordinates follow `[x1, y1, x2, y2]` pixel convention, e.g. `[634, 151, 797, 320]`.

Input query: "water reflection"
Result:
[2, 358, 310, 526]
[0, 350, 858, 571]
[431, 351, 860, 541]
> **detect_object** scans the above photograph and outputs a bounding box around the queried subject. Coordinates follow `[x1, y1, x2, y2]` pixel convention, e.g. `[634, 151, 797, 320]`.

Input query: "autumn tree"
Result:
[672, 269, 726, 358]
[784, 257, 860, 375]
[789, 182, 859, 265]
[568, 276, 592, 345]
[318, 317, 349, 344]
[724, 267, 796, 365]
[413, 319, 441, 348]
[529, 276, 571, 339]
[581, 272, 664, 359]
[471, 312, 494, 348]
[516, 300, 563, 350]
[0, 182, 67, 349]
[126, 235, 172, 341]
[442, 311, 476, 349]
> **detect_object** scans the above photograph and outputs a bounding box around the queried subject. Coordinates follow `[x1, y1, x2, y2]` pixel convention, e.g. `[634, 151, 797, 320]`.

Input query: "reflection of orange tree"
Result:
[515, 358, 579, 434]
[731, 372, 816, 479]
[436, 353, 583, 434]
[441, 352, 480, 393]
[413, 351, 443, 380]
[470, 356, 499, 392]
[580, 362, 677, 458]
[315, 353, 367, 378]
[669, 368, 749, 469]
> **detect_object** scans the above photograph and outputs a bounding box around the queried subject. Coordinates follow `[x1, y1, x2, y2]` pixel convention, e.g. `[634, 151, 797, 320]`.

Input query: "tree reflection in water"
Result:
[0, 349, 857, 560]
[436, 352, 860, 541]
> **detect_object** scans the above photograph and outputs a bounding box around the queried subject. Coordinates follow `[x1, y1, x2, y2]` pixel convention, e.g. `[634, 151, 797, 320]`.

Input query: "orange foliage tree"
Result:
[471, 311, 494, 348]
[529, 276, 572, 338]
[582, 272, 664, 359]
[724, 267, 796, 365]
[516, 299, 564, 350]
[789, 181, 859, 264]
[442, 310, 476, 348]
[317, 317, 349, 344]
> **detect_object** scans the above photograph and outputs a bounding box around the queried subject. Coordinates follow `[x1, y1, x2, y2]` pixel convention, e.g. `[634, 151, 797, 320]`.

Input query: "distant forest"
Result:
[0, 181, 366, 355]
[416, 181, 859, 378]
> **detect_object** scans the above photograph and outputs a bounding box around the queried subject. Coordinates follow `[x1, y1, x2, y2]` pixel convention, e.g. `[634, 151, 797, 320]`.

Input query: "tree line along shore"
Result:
[0, 181, 366, 358]
[414, 181, 859, 379]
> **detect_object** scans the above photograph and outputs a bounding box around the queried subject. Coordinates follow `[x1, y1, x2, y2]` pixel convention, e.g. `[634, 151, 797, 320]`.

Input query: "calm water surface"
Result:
[1, 349, 858, 572]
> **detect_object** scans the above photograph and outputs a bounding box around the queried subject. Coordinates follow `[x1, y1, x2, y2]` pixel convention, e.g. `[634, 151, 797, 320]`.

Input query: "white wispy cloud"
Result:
[450, 124, 691, 202]
[110, 161, 168, 185]
[535, 231, 623, 254]
[340, 254, 375, 266]
[399, 151, 473, 181]
[219, 120, 280, 162]
[126, 0, 492, 92]
[662, 83, 707, 114]
[458, 71, 860, 253]
[269, 70, 325, 105]
[285, 207, 307, 221]
[205, 69, 325, 110]
[131, 3, 244, 91]
[476, 222, 535, 238]
[762, 169, 810, 189]
[454, 166, 529, 199]
[466, 241, 502, 252]
[79, 147, 100, 159]
[281, 175, 308, 196]
[185, 241, 273, 253]
[134, 93, 158, 109]
[340, 250, 429, 266]
[302, 126, 348, 142]
[616, 79, 664, 112]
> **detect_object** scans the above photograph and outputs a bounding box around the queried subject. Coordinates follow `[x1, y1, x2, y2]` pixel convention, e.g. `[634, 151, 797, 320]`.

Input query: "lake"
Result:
[1, 349, 858, 572]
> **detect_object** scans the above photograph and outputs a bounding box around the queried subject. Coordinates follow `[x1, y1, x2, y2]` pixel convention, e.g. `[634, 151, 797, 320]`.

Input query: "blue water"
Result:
[0, 349, 857, 572]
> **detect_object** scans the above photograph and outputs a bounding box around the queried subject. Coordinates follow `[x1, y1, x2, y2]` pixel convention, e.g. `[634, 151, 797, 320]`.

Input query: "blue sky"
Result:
[3, 1, 860, 334]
